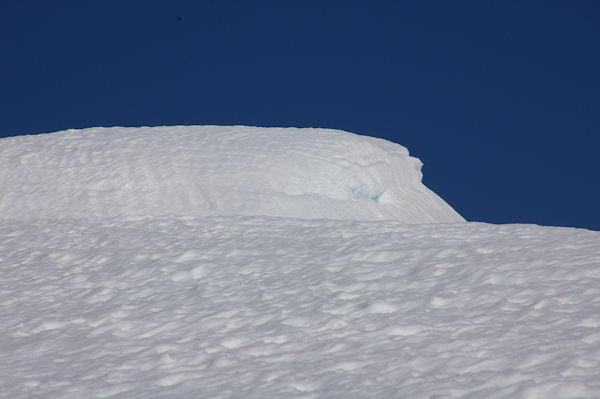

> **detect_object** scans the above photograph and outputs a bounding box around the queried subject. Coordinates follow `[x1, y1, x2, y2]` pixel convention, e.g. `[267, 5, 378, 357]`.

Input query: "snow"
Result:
[1, 126, 599, 398]
[0, 126, 463, 223]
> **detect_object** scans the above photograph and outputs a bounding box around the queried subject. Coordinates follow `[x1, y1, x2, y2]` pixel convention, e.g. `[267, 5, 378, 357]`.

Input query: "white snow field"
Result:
[1, 127, 599, 398]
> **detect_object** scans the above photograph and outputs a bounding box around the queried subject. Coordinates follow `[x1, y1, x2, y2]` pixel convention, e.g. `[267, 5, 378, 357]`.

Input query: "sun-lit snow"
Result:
[0, 126, 463, 222]
[2, 217, 599, 398]
[1, 126, 599, 398]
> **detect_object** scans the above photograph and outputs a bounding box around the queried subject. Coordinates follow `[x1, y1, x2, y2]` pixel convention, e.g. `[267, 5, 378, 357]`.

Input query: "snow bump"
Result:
[0, 126, 464, 223]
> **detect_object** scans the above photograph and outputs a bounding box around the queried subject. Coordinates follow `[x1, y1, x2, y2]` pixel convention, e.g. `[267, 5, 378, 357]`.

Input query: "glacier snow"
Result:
[1, 126, 599, 398]
[0, 126, 463, 222]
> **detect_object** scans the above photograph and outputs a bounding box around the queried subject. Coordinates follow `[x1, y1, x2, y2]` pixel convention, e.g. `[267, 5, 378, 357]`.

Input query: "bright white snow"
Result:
[0, 126, 463, 223]
[1, 126, 599, 398]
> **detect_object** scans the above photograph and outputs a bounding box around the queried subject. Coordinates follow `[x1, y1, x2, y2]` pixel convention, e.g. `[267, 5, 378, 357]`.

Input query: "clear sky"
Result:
[1, 1, 599, 230]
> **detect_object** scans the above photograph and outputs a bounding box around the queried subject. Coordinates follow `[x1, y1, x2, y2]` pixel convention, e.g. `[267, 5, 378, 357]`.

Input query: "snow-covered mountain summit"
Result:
[0, 126, 463, 222]
[2, 126, 600, 398]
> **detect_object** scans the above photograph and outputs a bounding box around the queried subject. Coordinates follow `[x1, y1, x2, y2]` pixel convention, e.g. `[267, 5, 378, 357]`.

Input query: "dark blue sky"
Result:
[2, 1, 599, 230]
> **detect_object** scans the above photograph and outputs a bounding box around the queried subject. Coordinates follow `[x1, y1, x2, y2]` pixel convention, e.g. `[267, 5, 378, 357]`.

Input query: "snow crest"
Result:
[0, 126, 463, 222]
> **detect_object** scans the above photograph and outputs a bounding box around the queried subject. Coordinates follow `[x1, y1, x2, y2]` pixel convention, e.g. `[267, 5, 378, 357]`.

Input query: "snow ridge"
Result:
[1, 126, 600, 398]
[0, 126, 464, 223]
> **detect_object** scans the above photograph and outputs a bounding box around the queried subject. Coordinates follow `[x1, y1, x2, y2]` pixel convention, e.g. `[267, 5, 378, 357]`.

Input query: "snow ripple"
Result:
[0, 126, 464, 223]
[1, 217, 599, 398]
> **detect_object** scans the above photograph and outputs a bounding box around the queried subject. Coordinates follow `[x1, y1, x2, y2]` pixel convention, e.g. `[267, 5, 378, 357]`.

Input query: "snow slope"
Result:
[1, 217, 599, 398]
[1, 126, 599, 398]
[0, 126, 463, 222]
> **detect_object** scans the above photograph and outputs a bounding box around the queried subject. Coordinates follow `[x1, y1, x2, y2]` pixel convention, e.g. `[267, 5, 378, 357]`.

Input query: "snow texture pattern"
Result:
[0, 126, 463, 222]
[1, 217, 599, 398]
[1, 126, 599, 398]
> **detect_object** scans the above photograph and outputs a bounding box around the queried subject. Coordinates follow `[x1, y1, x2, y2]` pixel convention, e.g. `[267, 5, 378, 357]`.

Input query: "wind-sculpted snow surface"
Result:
[2, 126, 599, 397]
[0, 126, 463, 222]
[1, 217, 599, 398]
